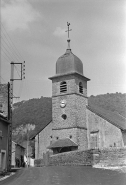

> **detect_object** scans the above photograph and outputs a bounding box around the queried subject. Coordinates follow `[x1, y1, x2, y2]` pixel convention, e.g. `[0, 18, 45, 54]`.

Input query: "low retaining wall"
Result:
[49, 150, 92, 166]
[35, 150, 93, 167]
[34, 158, 45, 167]
[34, 147, 126, 167]
[94, 147, 126, 167]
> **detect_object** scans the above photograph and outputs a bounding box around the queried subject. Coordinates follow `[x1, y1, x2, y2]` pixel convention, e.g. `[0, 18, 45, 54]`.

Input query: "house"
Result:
[31, 38, 126, 160]
[0, 115, 10, 172]
[11, 141, 25, 167]
[0, 83, 11, 172]
[21, 141, 33, 167]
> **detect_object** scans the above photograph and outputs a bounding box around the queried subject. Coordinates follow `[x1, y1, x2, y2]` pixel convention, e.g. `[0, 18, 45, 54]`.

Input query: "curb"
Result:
[0, 172, 15, 182]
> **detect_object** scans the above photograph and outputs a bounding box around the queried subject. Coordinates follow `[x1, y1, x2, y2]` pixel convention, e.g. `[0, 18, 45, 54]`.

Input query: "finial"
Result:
[65, 22, 72, 50]
[65, 22, 72, 39]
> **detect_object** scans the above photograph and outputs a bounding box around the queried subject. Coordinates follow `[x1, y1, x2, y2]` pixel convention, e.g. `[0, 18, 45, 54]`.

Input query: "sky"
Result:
[0, 0, 126, 102]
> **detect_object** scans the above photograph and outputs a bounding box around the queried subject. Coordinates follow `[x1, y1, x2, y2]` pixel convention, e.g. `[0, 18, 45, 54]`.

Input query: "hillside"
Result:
[12, 96, 52, 143]
[12, 93, 126, 144]
[88, 93, 126, 117]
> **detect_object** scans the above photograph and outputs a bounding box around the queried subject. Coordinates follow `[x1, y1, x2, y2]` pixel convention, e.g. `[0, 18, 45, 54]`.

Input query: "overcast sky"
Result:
[1, 0, 126, 102]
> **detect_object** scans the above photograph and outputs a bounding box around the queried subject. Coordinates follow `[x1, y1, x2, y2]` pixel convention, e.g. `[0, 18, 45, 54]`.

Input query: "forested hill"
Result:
[12, 93, 126, 143]
[88, 93, 126, 117]
[13, 96, 52, 130]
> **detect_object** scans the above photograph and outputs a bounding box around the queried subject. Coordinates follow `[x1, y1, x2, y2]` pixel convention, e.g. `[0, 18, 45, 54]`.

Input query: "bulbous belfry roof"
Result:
[56, 48, 83, 75]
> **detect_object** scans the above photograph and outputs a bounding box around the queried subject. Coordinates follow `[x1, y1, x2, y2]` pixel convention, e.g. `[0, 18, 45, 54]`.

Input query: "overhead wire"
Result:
[0, 23, 26, 102]
[1, 53, 10, 65]
[1, 48, 12, 63]
[0, 33, 22, 63]
[0, 23, 24, 61]
[0, 23, 25, 102]
[1, 43, 17, 63]
[0, 75, 8, 84]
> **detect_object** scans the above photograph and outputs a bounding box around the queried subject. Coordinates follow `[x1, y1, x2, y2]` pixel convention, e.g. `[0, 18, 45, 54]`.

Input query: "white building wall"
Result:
[87, 109, 124, 149]
[11, 141, 16, 166]
[35, 121, 53, 159]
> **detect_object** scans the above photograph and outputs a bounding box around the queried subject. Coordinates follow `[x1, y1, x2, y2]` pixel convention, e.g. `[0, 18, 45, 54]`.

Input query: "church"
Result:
[31, 25, 126, 160]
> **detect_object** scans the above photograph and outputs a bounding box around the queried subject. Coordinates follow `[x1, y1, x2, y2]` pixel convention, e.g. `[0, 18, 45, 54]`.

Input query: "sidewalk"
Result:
[0, 168, 21, 181]
[0, 171, 13, 181]
[93, 165, 126, 173]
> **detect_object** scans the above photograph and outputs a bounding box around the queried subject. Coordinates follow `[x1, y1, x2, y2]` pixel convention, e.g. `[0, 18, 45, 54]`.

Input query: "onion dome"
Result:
[56, 39, 83, 75]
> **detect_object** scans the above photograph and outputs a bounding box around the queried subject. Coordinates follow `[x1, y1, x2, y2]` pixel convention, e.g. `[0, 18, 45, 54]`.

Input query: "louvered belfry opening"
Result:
[60, 81, 67, 93]
[79, 82, 83, 94]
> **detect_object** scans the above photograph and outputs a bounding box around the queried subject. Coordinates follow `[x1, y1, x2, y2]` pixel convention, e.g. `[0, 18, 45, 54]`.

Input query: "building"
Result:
[11, 141, 25, 167]
[0, 84, 11, 172]
[31, 38, 126, 159]
[0, 115, 10, 172]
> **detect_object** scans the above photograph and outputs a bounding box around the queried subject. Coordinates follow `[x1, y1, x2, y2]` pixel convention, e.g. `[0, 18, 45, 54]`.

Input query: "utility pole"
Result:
[7, 61, 25, 171]
[26, 124, 29, 168]
[0, 0, 1, 84]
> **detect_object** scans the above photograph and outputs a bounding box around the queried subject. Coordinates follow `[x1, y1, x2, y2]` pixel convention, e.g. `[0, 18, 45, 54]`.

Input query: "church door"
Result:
[90, 132, 99, 149]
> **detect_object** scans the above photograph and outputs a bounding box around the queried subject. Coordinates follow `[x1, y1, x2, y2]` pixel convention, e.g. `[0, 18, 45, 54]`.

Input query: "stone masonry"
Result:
[0, 84, 8, 117]
[51, 73, 89, 151]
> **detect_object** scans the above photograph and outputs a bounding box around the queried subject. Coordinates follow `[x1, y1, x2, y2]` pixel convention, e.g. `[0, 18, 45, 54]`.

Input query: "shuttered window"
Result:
[60, 81, 67, 93]
[79, 82, 83, 94]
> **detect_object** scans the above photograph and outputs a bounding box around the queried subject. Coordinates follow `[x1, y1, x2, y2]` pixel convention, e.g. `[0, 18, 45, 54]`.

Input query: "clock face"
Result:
[60, 100, 66, 108]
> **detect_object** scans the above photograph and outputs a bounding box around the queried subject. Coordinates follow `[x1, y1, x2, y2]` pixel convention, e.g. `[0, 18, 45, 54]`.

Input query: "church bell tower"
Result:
[49, 23, 90, 152]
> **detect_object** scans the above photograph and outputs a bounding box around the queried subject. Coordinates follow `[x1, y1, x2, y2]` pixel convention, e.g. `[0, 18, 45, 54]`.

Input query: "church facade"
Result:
[32, 39, 126, 160]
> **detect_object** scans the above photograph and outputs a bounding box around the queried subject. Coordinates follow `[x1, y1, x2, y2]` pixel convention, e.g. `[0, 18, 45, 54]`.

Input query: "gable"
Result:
[30, 120, 52, 140]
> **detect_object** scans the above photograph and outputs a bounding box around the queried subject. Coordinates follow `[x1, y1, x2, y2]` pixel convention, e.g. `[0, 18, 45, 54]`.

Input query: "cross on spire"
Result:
[65, 22, 72, 39]
[65, 22, 72, 51]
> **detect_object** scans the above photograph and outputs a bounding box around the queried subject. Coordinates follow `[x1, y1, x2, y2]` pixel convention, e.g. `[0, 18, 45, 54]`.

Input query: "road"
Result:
[1, 166, 126, 185]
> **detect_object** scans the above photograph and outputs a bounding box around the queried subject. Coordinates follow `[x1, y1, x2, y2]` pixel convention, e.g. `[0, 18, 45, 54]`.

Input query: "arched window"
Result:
[60, 81, 67, 93]
[79, 82, 83, 94]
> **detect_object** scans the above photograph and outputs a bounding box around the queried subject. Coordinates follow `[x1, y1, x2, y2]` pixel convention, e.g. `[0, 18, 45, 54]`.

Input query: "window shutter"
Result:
[60, 81, 67, 93]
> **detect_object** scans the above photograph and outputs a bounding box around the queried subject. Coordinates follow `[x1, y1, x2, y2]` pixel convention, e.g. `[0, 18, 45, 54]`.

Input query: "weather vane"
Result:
[65, 22, 72, 39]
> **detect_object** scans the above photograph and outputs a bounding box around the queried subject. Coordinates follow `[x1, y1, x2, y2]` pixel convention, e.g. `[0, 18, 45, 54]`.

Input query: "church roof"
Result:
[87, 105, 126, 131]
[30, 120, 52, 140]
[56, 49, 83, 76]
[47, 138, 78, 149]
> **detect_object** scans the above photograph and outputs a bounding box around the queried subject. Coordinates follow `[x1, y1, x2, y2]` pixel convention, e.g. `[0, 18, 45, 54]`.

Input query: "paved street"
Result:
[1, 166, 126, 185]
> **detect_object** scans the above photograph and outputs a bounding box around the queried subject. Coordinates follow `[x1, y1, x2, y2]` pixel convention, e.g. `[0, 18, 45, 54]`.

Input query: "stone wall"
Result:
[93, 147, 126, 167]
[52, 128, 78, 143]
[52, 74, 87, 97]
[34, 158, 45, 167]
[34, 147, 126, 167]
[35, 149, 93, 167]
[52, 94, 87, 129]
[49, 150, 92, 166]
[52, 74, 88, 130]
[0, 84, 8, 117]
[52, 128, 88, 150]
[51, 73, 88, 150]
